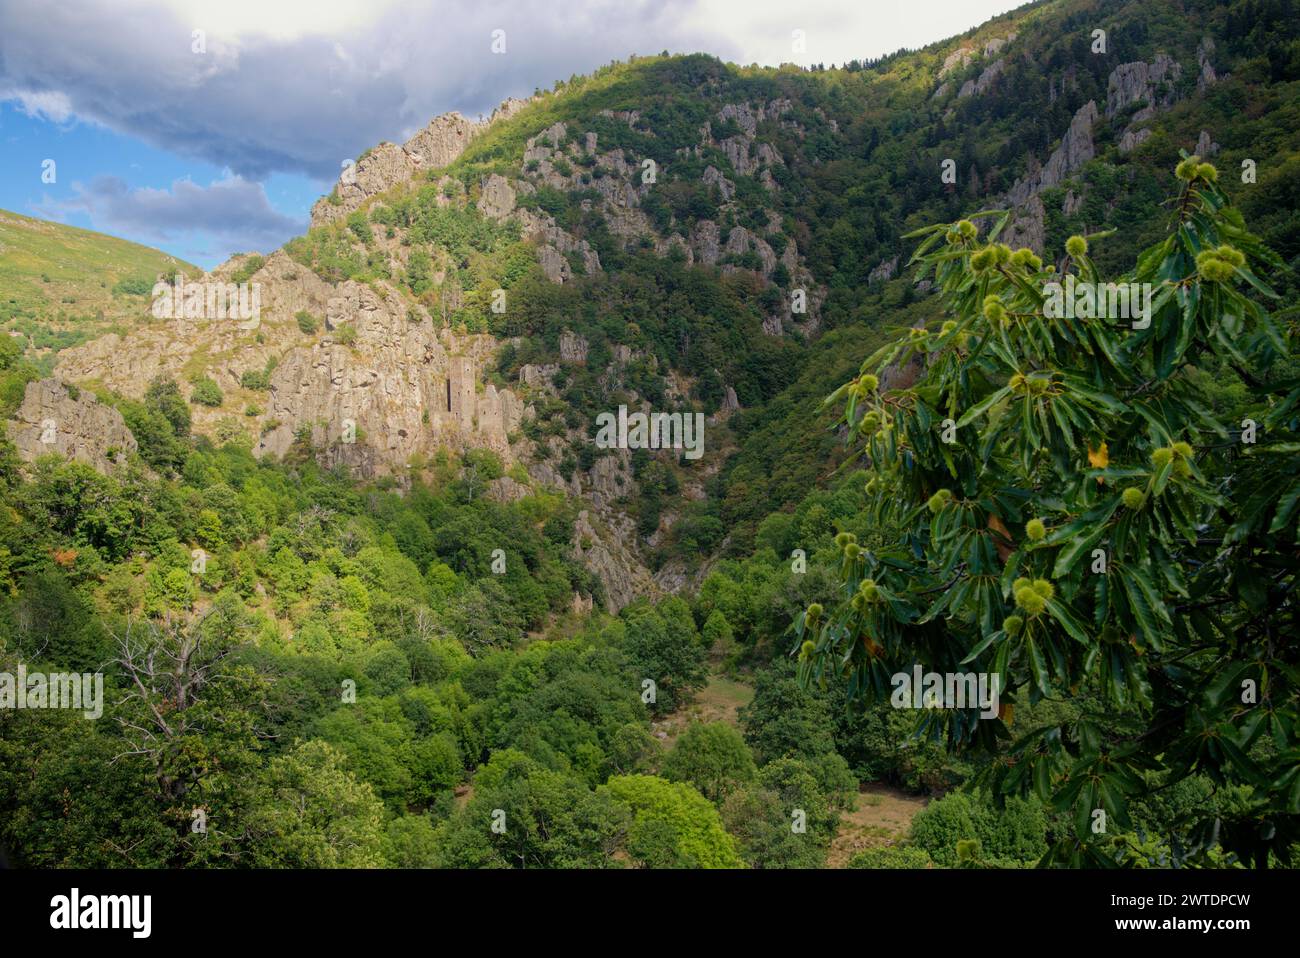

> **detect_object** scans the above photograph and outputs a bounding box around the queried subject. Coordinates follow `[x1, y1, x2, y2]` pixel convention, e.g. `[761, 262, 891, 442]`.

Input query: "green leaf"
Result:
[956, 386, 1013, 428]
[1044, 596, 1093, 645]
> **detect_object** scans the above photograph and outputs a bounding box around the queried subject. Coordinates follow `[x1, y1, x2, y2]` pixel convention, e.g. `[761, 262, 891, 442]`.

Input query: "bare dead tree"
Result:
[110, 605, 243, 802]
[406, 605, 441, 646]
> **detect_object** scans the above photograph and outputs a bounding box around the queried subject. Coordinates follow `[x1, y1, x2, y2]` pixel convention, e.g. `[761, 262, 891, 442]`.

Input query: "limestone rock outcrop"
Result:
[1007, 100, 1099, 209]
[310, 97, 529, 228]
[250, 282, 529, 476]
[8, 379, 137, 473]
[869, 256, 899, 285]
[1197, 37, 1219, 92]
[573, 509, 659, 612]
[56, 266, 531, 480]
[959, 58, 1005, 99]
[1003, 101, 1099, 251]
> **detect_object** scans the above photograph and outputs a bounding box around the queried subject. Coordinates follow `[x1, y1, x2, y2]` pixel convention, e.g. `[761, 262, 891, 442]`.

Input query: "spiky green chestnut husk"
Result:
[1175, 156, 1201, 181]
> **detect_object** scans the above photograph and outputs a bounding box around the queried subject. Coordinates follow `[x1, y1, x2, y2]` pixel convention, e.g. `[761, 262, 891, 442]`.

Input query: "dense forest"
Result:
[1, 0, 1298, 869]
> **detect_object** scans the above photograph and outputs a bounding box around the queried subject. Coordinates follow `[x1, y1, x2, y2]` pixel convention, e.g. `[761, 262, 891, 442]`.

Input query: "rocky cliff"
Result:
[7, 378, 137, 473]
[309, 97, 530, 228]
[999, 39, 1222, 254]
[56, 254, 532, 481]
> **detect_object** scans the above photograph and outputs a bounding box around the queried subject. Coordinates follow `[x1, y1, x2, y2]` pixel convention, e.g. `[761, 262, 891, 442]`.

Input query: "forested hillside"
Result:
[1, 0, 1297, 869]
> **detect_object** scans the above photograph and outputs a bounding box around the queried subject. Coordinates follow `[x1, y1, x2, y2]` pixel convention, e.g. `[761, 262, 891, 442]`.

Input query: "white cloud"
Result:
[675, 0, 1026, 67]
[163, 0, 408, 43]
[1, 0, 1024, 180]
[7, 89, 77, 123]
[38, 172, 306, 259]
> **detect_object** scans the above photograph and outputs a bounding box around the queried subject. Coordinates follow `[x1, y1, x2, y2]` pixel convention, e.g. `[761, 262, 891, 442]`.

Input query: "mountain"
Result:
[1, 0, 1298, 876]
[11, 0, 1300, 611]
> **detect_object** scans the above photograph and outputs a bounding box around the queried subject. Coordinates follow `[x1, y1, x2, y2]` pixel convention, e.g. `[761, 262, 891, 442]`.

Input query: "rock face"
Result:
[56, 265, 531, 480]
[691, 220, 721, 265]
[1007, 100, 1099, 209]
[959, 58, 1005, 99]
[573, 509, 659, 612]
[722, 226, 777, 276]
[1106, 52, 1200, 154]
[512, 206, 602, 283]
[1197, 37, 1219, 92]
[935, 32, 1015, 94]
[252, 283, 529, 476]
[1003, 101, 1099, 251]
[56, 247, 341, 439]
[309, 97, 529, 228]
[997, 46, 1210, 251]
[476, 173, 518, 220]
[940, 47, 977, 77]
[1106, 54, 1183, 120]
[8, 379, 137, 473]
[702, 165, 735, 201]
[869, 255, 899, 284]
[559, 330, 589, 364]
[1119, 127, 1153, 154]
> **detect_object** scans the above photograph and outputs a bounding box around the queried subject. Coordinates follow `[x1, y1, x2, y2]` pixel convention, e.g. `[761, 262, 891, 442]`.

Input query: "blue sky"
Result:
[0, 101, 316, 265]
[0, 0, 1024, 270]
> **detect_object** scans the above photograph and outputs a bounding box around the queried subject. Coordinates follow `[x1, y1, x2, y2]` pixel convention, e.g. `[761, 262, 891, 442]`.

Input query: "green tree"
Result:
[436, 750, 627, 868]
[620, 599, 707, 715]
[738, 666, 838, 765]
[721, 786, 826, 868]
[244, 740, 386, 867]
[660, 721, 756, 803]
[601, 774, 742, 868]
[797, 160, 1299, 867]
[145, 376, 191, 437]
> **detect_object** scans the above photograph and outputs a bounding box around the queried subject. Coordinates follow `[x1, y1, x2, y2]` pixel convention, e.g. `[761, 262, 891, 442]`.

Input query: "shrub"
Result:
[189, 377, 223, 407]
[112, 277, 154, 296]
[847, 845, 935, 869]
[240, 369, 271, 391]
[230, 255, 264, 286]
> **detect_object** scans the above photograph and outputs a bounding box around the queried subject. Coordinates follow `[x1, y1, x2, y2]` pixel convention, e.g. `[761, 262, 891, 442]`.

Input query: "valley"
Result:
[1, 0, 1297, 872]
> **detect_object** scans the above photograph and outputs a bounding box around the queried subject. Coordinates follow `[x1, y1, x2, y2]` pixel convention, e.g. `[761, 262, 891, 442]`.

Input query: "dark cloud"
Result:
[0, 0, 726, 181]
[38, 174, 307, 258]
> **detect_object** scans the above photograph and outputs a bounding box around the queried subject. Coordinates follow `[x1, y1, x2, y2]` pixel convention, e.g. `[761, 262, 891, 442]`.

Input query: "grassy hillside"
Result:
[0, 209, 196, 372]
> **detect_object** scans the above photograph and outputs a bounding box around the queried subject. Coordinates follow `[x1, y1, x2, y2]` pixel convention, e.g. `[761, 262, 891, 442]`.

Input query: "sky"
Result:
[0, 0, 1026, 269]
